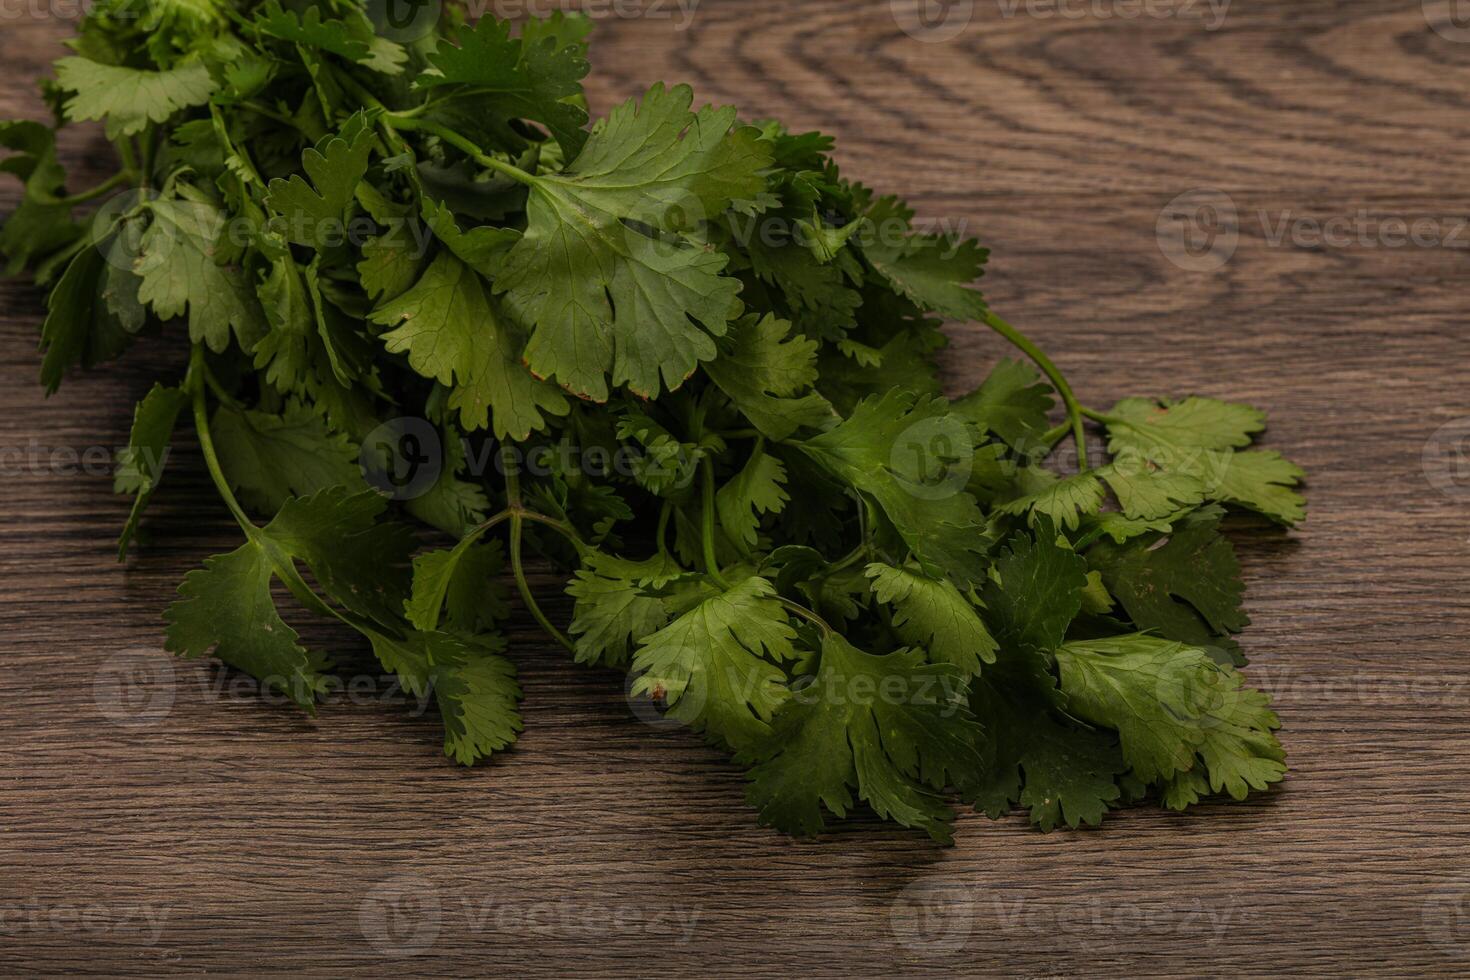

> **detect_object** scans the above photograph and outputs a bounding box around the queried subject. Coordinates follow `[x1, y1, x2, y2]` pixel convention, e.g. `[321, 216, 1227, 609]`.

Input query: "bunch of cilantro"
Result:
[1, 0, 1305, 842]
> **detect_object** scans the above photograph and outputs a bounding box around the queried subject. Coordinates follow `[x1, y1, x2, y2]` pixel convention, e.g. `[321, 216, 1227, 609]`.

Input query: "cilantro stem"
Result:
[980, 309, 1091, 472]
[241, 100, 301, 129]
[187, 346, 252, 532]
[381, 114, 538, 187]
[1040, 420, 1071, 448]
[827, 541, 869, 575]
[503, 461, 577, 654]
[57, 171, 135, 207]
[509, 512, 576, 654]
[140, 126, 158, 188]
[777, 597, 833, 637]
[656, 500, 674, 559]
[699, 457, 730, 588]
[116, 138, 137, 178]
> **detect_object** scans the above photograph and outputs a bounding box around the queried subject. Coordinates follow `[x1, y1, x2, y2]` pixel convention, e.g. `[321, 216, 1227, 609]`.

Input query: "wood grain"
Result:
[2, 2, 1469, 975]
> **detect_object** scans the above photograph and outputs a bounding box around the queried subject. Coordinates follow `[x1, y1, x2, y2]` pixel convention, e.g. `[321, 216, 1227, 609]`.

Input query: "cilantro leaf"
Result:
[630, 574, 798, 752]
[162, 488, 403, 708]
[495, 83, 772, 401]
[996, 468, 1106, 530]
[38, 243, 135, 393]
[795, 388, 991, 585]
[54, 57, 216, 138]
[115, 383, 189, 558]
[370, 251, 568, 439]
[253, 0, 406, 74]
[1213, 450, 1307, 525]
[744, 635, 985, 843]
[859, 195, 988, 321]
[433, 652, 524, 764]
[981, 521, 1088, 658]
[406, 539, 512, 635]
[968, 666, 1125, 831]
[263, 117, 374, 249]
[210, 401, 367, 513]
[0, 120, 82, 274]
[865, 562, 997, 676]
[1089, 508, 1248, 666]
[703, 314, 835, 439]
[567, 550, 681, 669]
[136, 195, 266, 353]
[953, 358, 1055, 451]
[418, 15, 590, 157]
[1102, 396, 1305, 525]
[1055, 633, 1285, 797]
[715, 445, 788, 555]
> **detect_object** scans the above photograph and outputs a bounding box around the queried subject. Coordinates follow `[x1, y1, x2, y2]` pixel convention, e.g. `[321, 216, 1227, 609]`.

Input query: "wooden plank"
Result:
[2, 3, 1468, 974]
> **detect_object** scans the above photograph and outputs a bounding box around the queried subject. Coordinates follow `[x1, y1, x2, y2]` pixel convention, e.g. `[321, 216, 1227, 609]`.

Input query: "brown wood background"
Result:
[3, 1, 1470, 975]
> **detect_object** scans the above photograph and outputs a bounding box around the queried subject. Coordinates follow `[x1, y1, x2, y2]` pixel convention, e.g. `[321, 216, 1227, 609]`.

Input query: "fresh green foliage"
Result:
[2, 1, 1306, 843]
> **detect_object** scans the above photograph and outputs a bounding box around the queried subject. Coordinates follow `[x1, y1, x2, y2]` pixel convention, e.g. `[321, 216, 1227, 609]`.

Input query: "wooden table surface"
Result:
[3, 1, 1469, 975]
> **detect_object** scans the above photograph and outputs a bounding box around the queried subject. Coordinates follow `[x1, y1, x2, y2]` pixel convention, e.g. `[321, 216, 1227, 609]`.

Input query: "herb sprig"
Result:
[2, 0, 1304, 842]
